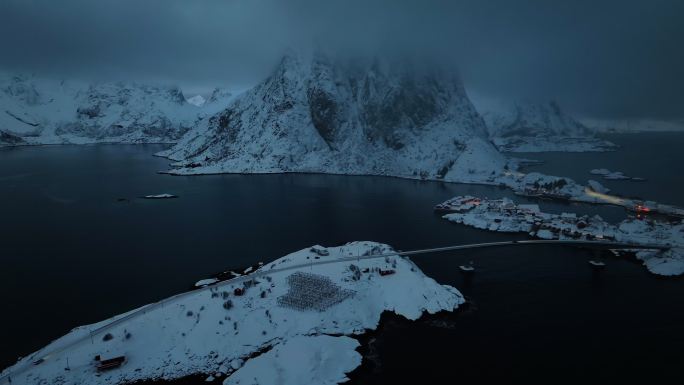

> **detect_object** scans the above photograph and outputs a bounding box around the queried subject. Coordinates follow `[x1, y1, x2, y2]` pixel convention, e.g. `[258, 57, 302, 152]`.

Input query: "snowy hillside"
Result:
[1, 242, 463, 385]
[0, 74, 232, 146]
[159, 51, 507, 183]
[471, 96, 617, 152]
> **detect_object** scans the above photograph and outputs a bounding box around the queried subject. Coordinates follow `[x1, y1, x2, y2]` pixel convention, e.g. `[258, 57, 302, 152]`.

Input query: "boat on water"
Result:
[589, 260, 606, 268]
[459, 263, 475, 273]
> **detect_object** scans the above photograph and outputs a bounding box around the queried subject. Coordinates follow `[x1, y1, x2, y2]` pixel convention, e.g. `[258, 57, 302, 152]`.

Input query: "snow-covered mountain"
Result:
[160, 51, 506, 183]
[0, 74, 230, 146]
[470, 96, 616, 152]
[206, 87, 234, 104]
[481, 100, 593, 138]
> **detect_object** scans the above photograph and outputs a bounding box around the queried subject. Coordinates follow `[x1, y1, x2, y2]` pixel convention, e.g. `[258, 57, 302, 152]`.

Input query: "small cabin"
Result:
[95, 355, 126, 372]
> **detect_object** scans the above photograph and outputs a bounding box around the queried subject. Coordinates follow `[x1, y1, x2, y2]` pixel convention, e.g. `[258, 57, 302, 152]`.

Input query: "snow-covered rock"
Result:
[195, 278, 220, 287]
[638, 248, 684, 276]
[159, 51, 506, 183]
[589, 168, 610, 176]
[0, 241, 463, 385]
[587, 179, 610, 194]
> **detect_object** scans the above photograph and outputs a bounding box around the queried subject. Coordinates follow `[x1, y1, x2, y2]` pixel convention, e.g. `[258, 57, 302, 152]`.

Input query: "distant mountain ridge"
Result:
[475, 99, 593, 138]
[0, 74, 232, 146]
[469, 96, 616, 152]
[159, 51, 506, 182]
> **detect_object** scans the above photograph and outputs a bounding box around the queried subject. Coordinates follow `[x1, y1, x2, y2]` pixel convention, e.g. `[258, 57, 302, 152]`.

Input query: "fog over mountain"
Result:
[159, 50, 505, 181]
[1, 0, 683, 120]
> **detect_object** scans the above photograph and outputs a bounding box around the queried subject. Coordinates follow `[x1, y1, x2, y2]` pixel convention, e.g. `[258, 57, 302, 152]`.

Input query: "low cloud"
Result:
[1, 0, 683, 119]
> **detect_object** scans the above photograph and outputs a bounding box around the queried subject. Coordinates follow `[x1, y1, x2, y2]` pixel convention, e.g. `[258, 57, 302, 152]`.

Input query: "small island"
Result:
[590, 168, 645, 181]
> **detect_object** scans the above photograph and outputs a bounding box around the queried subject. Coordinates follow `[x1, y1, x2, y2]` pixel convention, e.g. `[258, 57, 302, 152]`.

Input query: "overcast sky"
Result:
[1, 0, 682, 120]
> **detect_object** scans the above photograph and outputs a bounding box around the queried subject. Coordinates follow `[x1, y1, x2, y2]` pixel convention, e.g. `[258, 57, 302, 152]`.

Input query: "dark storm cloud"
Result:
[448, 0, 684, 119]
[0, 0, 682, 119]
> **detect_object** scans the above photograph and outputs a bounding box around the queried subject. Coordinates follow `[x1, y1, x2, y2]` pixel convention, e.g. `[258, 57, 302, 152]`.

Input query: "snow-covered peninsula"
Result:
[0, 242, 463, 385]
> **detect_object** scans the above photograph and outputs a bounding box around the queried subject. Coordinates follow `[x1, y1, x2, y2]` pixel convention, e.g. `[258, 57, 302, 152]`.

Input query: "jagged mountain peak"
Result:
[207, 88, 233, 104]
[161, 51, 505, 183]
[267, 50, 484, 145]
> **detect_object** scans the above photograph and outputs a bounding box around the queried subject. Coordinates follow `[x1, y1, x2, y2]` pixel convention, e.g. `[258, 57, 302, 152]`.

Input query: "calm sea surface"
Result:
[1, 133, 682, 382]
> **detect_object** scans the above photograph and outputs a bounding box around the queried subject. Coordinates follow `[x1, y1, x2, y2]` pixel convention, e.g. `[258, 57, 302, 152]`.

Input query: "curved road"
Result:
[0, 239, 667, 383]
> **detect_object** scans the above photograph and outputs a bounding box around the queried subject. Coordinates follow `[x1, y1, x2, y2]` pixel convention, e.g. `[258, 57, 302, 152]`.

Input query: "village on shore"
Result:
[435, 195, 684, 276]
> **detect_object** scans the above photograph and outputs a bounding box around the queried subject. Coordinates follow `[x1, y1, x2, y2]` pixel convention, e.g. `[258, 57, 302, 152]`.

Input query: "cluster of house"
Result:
[436, 196, 616, 241]
[518, 186, 572, 200]
[532, 211, 615, 241]
[434, 195, 483, 213]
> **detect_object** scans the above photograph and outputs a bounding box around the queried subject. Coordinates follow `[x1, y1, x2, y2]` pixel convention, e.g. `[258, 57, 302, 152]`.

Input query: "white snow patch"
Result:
[186, 95, 206, 107]
[224, 335, 361, 385]
[637, 248, 684, 276]
[195, 278, 219, 287]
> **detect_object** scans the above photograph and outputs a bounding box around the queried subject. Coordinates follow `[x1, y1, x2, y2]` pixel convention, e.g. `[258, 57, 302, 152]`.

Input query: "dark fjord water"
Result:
[1, 133, 683, 383]
[517, 132, 684, 207]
